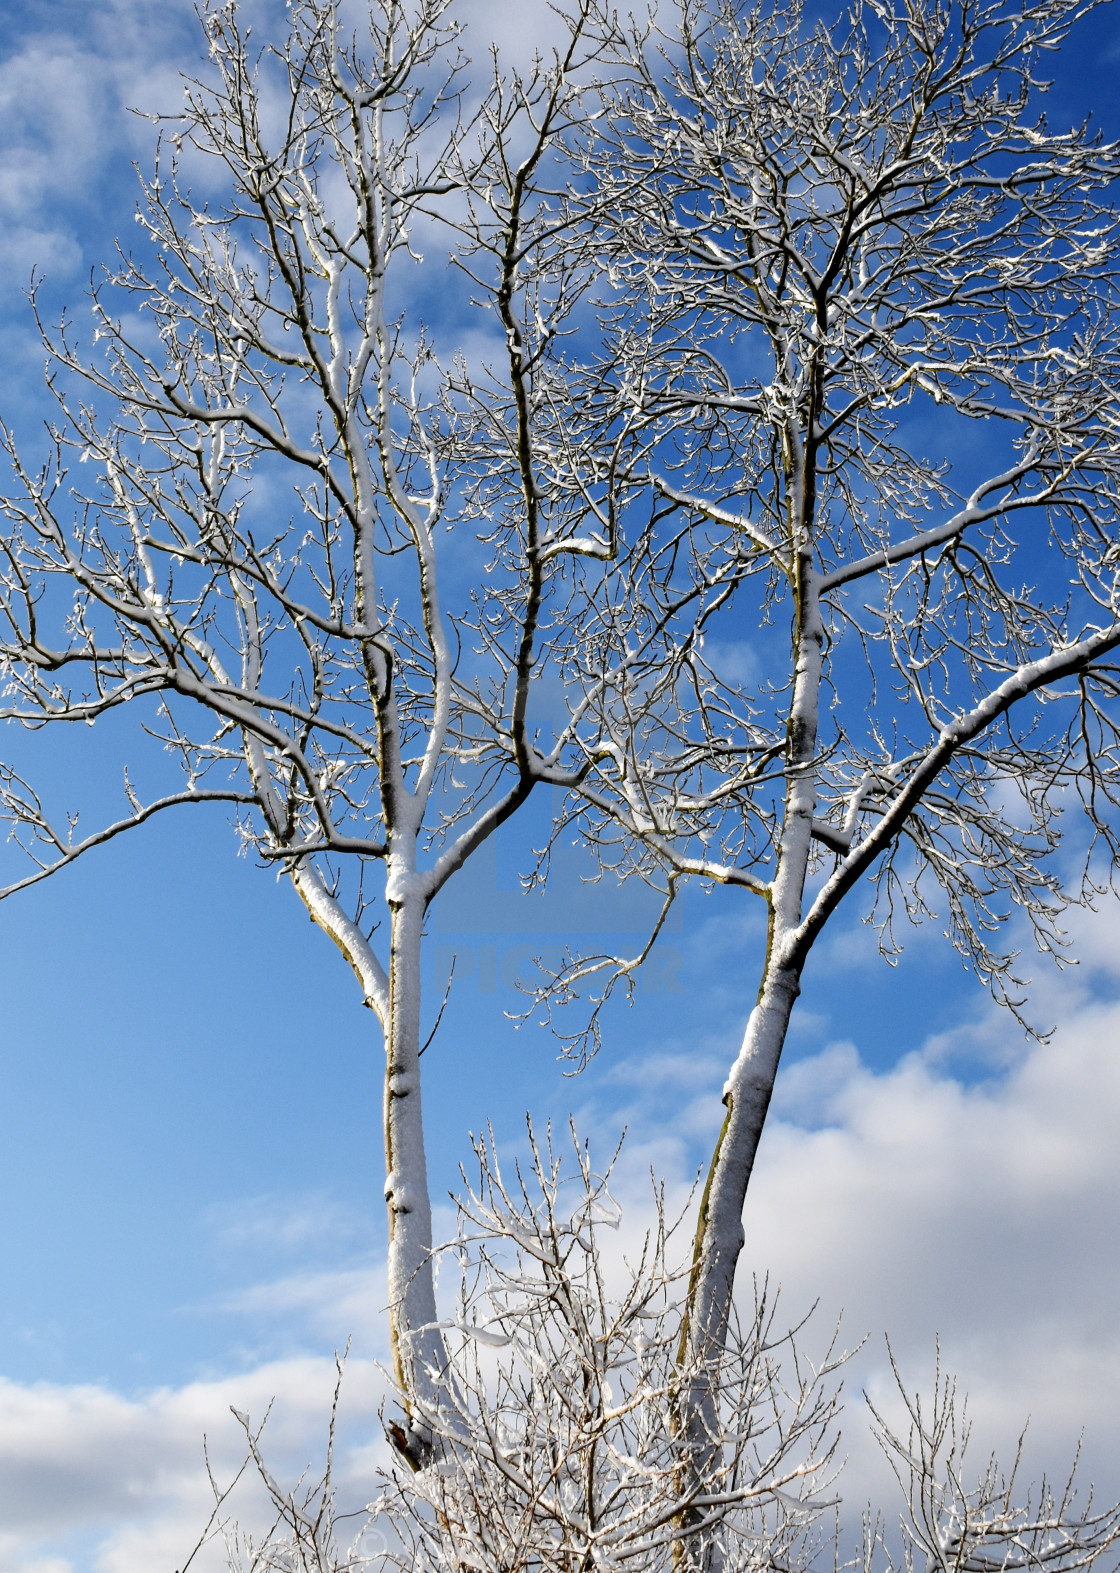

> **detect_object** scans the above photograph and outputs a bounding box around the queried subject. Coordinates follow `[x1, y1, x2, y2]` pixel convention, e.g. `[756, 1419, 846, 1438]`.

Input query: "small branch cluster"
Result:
[866, 1347, 1120, 1573]
[375, 1123, 847, 1572]
[192, 1130, 1120, 1573]
[180, 1359, 370, 1573]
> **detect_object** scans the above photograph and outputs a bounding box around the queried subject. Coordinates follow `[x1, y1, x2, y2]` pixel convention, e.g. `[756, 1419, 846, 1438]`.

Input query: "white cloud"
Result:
[0, 19, 167, 279]
[735, 977, 1120, 1513]
[0, 1356, 392, 1573]
[455, 0, 574, 66]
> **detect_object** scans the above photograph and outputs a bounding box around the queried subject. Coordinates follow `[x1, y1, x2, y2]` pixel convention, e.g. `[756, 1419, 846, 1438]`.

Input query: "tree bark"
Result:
[685, 966, 802, 1361]
[383, 885, 443, 1418]
[677, 476, 824, 1565]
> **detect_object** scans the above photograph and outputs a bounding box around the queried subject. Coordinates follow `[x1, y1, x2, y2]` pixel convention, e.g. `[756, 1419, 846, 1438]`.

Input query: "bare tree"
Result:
[190, 1134, 1120, 1573]
[866, 1349, 1120, 1573]
[0, 0, 637, 1427]
[6, 0, 1120, 1520]
[197, 1127, 850, 1573]
[507, 0, 1120, 1434]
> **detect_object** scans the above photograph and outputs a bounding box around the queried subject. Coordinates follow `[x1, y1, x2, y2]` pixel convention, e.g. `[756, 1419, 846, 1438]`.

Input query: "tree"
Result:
[5, 0, 1120, 1523]
[0, 0, 637, 1431]
[524, 0, 1120, 1440]
[190, 1133, 1120, 1573]
[380, 1127, 846, 1573]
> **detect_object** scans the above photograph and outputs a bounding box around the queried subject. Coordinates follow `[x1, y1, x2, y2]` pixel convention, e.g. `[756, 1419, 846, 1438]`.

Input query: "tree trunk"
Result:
[383, 891, 443, 1420]
[684, 965, 802, 1369]
[676, 507, 823, 1566]
[682, 490, 824, 1362]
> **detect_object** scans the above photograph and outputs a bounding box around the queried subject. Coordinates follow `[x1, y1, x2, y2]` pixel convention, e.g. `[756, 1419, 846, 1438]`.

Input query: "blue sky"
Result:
[2, 0, 1120, 1568]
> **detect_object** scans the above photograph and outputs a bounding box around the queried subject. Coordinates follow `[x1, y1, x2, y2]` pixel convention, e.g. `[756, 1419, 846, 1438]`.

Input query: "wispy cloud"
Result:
[212, 1263, 389, 1348]
[205, 1193, 375, 1258]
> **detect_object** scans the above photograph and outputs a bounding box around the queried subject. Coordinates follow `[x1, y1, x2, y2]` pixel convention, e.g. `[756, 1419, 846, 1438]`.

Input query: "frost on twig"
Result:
[195, 1131, 1120, 1573]
[865, 1344, 1120, 1573]
[187, 1354, 377, 1573]
[374, 1121, 850, 1572]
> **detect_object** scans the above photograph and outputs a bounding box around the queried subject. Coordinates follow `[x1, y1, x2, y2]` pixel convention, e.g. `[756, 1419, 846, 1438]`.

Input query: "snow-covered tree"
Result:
[5, 0, 1120, 1526]
[194, 1133, 1120, 1573]
[0, 0, 633, 1432]
[516, 0, 1120, 1462]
